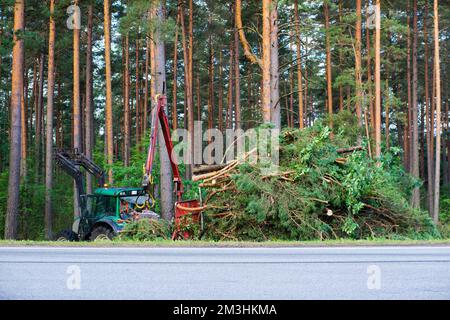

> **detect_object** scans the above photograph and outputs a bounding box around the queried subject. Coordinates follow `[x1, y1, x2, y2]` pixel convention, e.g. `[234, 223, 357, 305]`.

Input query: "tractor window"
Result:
[94, 196, 117, 217]
[85, 196, 97, 217]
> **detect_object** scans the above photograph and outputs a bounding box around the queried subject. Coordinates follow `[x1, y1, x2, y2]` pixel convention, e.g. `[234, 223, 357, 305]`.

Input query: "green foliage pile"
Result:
[118, 219, 172, 241]
[202, 114, 439, 241]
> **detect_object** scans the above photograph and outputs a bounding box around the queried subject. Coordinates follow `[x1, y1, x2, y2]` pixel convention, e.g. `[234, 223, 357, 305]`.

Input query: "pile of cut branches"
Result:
[195, 119, 438, 241]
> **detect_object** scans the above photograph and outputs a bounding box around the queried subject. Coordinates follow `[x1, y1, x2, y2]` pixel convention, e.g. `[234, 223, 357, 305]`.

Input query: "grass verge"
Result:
[0, 238, 449, 248]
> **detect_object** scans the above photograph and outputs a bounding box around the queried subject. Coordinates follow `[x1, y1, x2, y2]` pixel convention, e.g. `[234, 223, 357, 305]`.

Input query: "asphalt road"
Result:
[0, 246, 449, 300]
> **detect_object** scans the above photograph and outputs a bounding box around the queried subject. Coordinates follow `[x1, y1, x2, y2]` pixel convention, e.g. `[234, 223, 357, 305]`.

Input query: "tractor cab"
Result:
[54, 150, 159, 241]
[73, 187, 158, 241]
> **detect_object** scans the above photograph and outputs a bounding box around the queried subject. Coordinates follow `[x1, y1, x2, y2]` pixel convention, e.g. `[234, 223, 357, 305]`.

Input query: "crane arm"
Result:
[143, 95, 183, 201]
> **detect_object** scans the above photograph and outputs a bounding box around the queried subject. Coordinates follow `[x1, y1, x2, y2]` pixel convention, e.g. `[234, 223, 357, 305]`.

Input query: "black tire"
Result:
[54, 229, 78, 242]
[89, 226, 115, 241]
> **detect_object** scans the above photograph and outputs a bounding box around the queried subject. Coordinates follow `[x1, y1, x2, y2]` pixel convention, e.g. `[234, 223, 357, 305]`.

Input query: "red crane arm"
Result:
[143, 95, 183, 201]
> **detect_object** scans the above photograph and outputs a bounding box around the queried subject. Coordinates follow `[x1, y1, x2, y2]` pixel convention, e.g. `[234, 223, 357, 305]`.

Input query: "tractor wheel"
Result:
[89, 226, 114, 241]
[54, 229, 78, 242]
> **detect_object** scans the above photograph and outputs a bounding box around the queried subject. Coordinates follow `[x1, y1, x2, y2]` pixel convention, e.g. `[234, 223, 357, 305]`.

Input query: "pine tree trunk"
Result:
[234, 12, 241, 130]
[44, 0, 56, 240]
[366, 2, 374, 132]
[196, 75, 201, 122]
[444, 91, 450, 186]
[304, 36, 309, 126]
[123, 34, 130, 167]
[288, 21, 294, 128]
[153, 0, 173, 221]
[31, 60, 37, 139]
[262, 0, 271, 123]
[374, 0, 381, 159]
[226, 41, 234, 129]
[135, 38, 140, 145]
[355, 0, 362, 127]
[20, 69, 27, 178]
[424, 0, 433, 213]
[411, 0, 420, 208]
[144, 37, 150, 134]
[73, 2, 81, 152]
[72, 0, 82, 218]
[188, 0, 195, 171]
[85, 4, 94, 193]
[405, 0, 412, 171]
[35, 53, 44, 182]
[218, 50, 224, 132]
[104, 0, 114, 183]
[294, 0, 304, 129]
[207, 28, 214, 138]
[338, 0, 344, 112]
[5, 0, 25, 239]
[269, 0, 280, 129]
[324, 1, 333, 128]
[172, 11, 179, 130]
[179, 0, 193, 177]
[56, 81, 62, 149]
[385, 78, 390, 150]
[432, 0, 441, 223]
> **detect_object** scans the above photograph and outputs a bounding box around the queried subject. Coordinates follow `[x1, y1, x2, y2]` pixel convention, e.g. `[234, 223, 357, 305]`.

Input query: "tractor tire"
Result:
[89, 226, 115, 241]
[54, 229, 78, 242]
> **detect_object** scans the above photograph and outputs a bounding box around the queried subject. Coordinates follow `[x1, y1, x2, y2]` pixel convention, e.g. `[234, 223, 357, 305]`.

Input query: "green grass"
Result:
[0, 238, 449, 248]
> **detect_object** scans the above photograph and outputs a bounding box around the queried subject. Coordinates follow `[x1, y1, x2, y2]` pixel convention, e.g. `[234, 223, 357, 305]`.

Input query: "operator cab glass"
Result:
[85, 195, 117, 217]
[96, 196, 117, 216]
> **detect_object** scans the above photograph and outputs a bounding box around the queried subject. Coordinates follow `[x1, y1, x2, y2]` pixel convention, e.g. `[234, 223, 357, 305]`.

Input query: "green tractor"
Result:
[54, 150, 158, 241]
[54, 95, 204, 241]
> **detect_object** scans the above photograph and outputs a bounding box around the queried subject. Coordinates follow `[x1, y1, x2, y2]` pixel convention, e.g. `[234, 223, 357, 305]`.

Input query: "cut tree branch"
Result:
[235, 0, 262, 68]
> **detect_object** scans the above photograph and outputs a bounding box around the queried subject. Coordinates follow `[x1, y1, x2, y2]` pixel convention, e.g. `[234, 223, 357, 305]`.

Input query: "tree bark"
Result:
[218, 50, 224, 131]
[355, 0, 362, 127]
[374, 0, 381, 159]
[262, 0, 271, 123]
[44, 0, 56, 240]
[153, 0, 173, 221]
[20, 68, 27, 178]
[144, 37, 150, 134]
[85, 4, 94, 193]
[5, 0, 25, 239]
[104, 0, 114, 183]
[432, 0, 441, 223]
[405, 0, 412, 171]
[56, 81, 63, 149]
[445, 93, 450, 186]
[294, 0, 304, 129]
[304, 36, 310, 126]
[338, 0, 344, 112]
[123, 34, 130, 167]
[424, 0, 433, 214]
[269, 0, 280, 129]
[35, 53, 44, 182]
[234, 12, 241, 130]
[135, 38, 140, 145]
[411, 0, 420, 208]
[324, 1, 333, 128]
[196, 74, 201, 122]
[366, 2, 374, 132]
[172, 11, 179, 130]
[226, 41, 234, 129]
[72, 0, 82, 218]
[179, 0, 193, 178]
[207, 29, 214, 138]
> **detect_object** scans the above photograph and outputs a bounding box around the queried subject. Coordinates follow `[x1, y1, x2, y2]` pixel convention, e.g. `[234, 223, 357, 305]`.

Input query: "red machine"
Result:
[142, 94, 203, 239]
